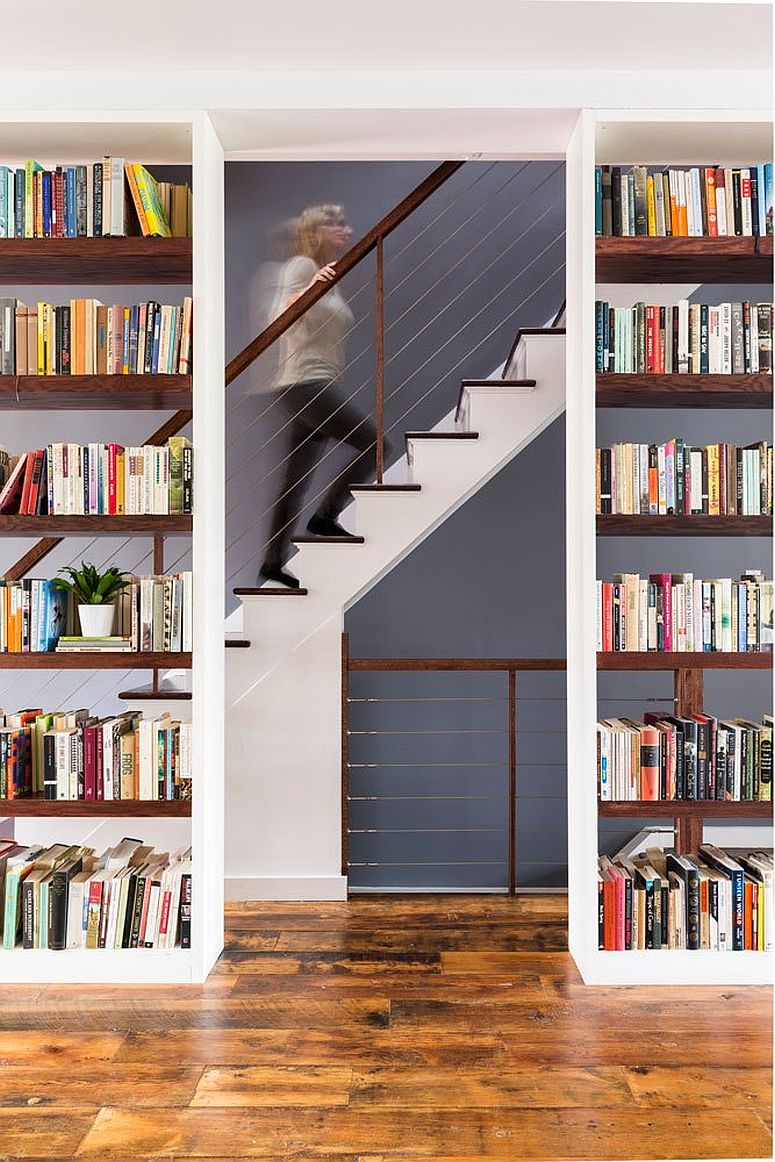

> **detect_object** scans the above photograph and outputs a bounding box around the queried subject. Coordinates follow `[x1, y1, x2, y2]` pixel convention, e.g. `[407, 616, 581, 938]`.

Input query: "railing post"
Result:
[341, 631, 350, 882]
[508, 668, 517, 896]
[376, 235, 384, 484]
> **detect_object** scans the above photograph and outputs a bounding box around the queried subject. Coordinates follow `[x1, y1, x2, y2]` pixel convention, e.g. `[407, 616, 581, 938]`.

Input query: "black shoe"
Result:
[258, 562, 300, 589]
[306, 514, 350, 538]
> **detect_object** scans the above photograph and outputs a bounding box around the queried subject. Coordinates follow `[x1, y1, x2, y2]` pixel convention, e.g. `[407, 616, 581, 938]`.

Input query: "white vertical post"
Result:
[191, 111, 225, 981]
[565, 109, 598, 981]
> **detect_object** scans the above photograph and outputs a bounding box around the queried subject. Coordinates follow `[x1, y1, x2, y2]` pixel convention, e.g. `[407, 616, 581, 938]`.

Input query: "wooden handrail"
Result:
[4, 162, 464, 581]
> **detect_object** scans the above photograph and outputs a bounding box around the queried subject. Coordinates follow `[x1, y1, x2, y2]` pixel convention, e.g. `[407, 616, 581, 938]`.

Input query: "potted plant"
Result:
[53, 562, 130, 639]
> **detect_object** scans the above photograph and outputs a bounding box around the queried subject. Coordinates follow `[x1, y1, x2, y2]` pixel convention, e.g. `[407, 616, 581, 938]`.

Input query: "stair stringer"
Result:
[224, 334, 565, 900]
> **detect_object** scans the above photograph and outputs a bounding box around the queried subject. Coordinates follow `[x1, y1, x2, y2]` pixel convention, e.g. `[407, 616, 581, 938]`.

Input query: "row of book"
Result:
[594, 165, 774, 238]
[595, 440, 772, 517]
[598, 844, 771, 952]
[0, 439, 193, 516]
[0, 159, 190, 239]
[0, 572, 193, 654]
[0, 837, 191, 951]
[0, 708, 191, 802]
[595, 301, 773, 375]
[0, 298, 193, 376]
[596, 571, 773, 654]
[597, 711, 772, 802]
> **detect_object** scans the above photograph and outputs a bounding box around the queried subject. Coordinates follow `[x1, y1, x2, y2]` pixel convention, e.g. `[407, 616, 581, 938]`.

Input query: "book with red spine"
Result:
[640, 724, 661, 800]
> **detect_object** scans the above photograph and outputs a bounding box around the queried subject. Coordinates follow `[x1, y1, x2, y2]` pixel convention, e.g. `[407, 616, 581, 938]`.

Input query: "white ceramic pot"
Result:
[78, 603, 115, 638]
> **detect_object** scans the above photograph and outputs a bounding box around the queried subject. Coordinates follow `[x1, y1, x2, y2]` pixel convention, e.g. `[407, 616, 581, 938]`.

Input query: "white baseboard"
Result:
[226, 875, 348, 902]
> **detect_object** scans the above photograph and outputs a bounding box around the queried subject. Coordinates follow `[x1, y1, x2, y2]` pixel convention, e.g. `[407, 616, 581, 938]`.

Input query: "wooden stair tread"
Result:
[119, 685, 192, 701]
[459, 378, 537, 387]
[292, 534, 365, 544]
[404, 431, 479, 440]
[234, 586, 309, 596]
[349, 484, 422, 492]
[225, 638, 251, 648]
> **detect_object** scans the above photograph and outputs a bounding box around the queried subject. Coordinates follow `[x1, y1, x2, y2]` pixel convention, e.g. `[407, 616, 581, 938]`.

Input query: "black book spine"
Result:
[732, 170, 743, 235]
[674, 727, 685, 800]
[42, 731, 56, 800]
[129, 875, 146, 948]
[60, 305, 70, 376]
[598, 878, 604, 949]
[600, 448, 612, 515]
[93, 162, 103, 237]
[660, 884, 669, 948]
[144, 303, 157, 375]
[21, 878, 35, 949]
[182, 446, 193, 515]
[179, 872, 192, 949]
[750, 168, 760, 237]
[686, 869, 700, 950]
[699, 305, 709, 375]
[121, 874, 138, 948]
[695, 719, 709, 800]
[644, 881, 655, 950]
[611, 167, 622, 235]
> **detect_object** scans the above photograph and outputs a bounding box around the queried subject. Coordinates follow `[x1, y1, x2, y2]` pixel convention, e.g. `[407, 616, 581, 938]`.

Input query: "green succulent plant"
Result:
[53, 562, 130, 606]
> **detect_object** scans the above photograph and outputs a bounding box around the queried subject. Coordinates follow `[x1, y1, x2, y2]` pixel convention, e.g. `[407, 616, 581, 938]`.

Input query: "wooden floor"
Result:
[0, 895, 771, 1160]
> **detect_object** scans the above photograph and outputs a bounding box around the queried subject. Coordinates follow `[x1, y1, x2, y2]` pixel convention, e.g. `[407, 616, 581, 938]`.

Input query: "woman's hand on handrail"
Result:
[287, 264, 338, 307]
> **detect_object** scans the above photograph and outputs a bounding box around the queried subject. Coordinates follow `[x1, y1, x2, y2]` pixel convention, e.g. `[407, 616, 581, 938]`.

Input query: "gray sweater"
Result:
[274, 256, 354, 387]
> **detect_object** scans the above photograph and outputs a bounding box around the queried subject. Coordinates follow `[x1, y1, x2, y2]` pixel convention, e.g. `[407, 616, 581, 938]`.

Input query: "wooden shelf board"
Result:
[597, 652, 772, 670]
[0, 237, 192, 283]
[596, 235, 774, 283]
[0, 375, 192, 410]
[0, 652, 192, 669]
[599, 800, 772, 818]
[596, 373, 773, 409]
[0, 515, 192, 534]
[0, 797, 191, 817]
[597, 515, 772, 536]
[118, 685, 191, 701]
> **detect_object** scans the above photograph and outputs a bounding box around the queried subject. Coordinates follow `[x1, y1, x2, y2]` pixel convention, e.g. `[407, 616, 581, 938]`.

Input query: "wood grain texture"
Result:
[0, 651, 192, 670]
[0, 374, 192, 410]
[596, 372, 773, 409]
[597, 651, 773, 670]
[0, 897, 769, 1160]
[0, 237, 192, 283]
[0, 795, 191, 817]
[596, 514, 772, 536]
[596, 235, 773, 283]
[0, 515, 192, 535]
[598, 801, 772, 819]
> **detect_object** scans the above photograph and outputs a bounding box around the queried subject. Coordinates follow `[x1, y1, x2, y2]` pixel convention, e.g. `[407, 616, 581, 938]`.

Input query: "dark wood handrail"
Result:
[4, 162, 464, 581]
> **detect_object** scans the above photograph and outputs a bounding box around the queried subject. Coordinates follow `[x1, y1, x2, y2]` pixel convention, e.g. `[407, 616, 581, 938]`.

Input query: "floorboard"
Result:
[0, 895, 768, 1160]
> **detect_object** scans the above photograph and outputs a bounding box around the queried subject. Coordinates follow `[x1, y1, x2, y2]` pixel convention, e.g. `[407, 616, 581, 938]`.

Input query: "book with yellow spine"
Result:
[125, 164, 171, 237]
[646, 175, 657, 236]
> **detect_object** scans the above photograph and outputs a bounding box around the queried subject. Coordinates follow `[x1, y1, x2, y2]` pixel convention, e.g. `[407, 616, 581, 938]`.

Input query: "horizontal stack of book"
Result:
[0, 437, 193, 516]
[598, 843, 771, 952]
[0, 297, 193, 375]
[596, 440, 772, 516]
[595, 300, 773, 374]
[595, 164, 774, 237]
[0, 159, 190, 239]
[597, 711, 772, 801]
[0, 571, 193, 653]
[0, 836, 192, 951]
[0, 708, 191, 802]
[596, 570, 773, 653]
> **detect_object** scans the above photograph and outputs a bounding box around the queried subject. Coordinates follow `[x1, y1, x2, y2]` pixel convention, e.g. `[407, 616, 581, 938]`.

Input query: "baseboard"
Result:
[225, 875, 348, 902]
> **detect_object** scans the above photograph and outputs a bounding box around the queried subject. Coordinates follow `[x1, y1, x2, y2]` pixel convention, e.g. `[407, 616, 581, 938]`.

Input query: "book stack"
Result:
[0, 708, 192, 802]
[597, 711, 772, 801]
[0, 297, 193, 375]
[0, 159, 191, 239]
[596, 570, 773, 653]
[596, 440, 772, 516]
[598, 844, 772, 952]
[0, 571, 192, 654]
[595, 300, 773, 374]
[595, 165, 774, 237]
[0, 437, 193, 516]
[0, 836, 192, 950]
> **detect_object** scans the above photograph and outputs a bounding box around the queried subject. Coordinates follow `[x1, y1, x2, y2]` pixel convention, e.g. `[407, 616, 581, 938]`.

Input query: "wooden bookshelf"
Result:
[0, 375, 192, 410]
[596, 235, 773, 283]
[597, 514, 772, 536]
[0, 515, 192, 535]
[597, 652, 772, 670]
[0, 797, 191, 817]
[598, 801, 772, 819]
[0, 651, 192, 669]
[596, 373, 773, 409]
[0, 238, 192, 283]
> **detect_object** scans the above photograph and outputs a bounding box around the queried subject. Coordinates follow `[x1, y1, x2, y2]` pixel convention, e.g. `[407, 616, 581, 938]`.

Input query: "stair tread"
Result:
[234, 586, 309, 596]
[350, 484, 422, 492]
[292, 534, 365, 544]
[225, 638, 251, 648]
[404, 431, 479, 439]
[119, 685, 192, 701]
[459, 378, 537, 387]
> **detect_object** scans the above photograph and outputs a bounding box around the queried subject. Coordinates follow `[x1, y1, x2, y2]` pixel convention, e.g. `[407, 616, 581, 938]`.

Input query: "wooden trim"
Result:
[224, 639, 251, 649]
[404, 431, 479, 440]
[146, 410, 193, 446]
[598, 800, 772, 819]
[0, 237, 192, 283]
[4, 536, 63, 581]
[675, 814, 704, 856]
[0, 516, 192, 536]
[0, 374, 192, 410]
[596, 372, 773, 409]
[341, 632, 350, 882]
[597, 515, 772, 537]
[224, 161, 464, 386]
[292, 535, 365, 545]
[349, 484, 422, 492]
[674, 668, 704, 717]
[596, 235, 774, 283]
[349, 658, 567, 671]
[0, 651, 192, 669]
[598, 652, 772, 670]
[119, 685, 192, 701]
[376, 235, 384, 484]
[508, 669, 516, 896]
[233, 587, 309, 596]
[0, 797, 191, 817]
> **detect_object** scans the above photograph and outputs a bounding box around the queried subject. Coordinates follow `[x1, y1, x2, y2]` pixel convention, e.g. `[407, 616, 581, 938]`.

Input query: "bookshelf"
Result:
[567, 110, 773, 986]
[0, 113, 224, 984]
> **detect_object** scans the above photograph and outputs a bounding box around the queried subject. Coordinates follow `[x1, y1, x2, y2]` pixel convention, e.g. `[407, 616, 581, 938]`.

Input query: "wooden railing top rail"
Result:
[348, 658, 567, 671]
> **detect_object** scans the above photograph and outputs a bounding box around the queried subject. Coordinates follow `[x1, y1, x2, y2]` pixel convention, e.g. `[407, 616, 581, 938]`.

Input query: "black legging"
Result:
[264, 378, 387, 567]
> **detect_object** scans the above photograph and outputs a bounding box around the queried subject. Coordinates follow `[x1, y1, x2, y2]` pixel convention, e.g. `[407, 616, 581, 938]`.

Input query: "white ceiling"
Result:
[0, 1, 770, 72]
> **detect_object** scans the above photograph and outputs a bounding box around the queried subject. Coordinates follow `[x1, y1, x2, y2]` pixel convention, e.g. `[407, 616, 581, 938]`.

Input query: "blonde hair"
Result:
[295, 204, 345, 262]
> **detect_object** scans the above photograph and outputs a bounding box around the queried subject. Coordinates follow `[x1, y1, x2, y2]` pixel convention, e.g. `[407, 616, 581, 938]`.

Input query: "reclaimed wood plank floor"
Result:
[0, 895, 770, 1160]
